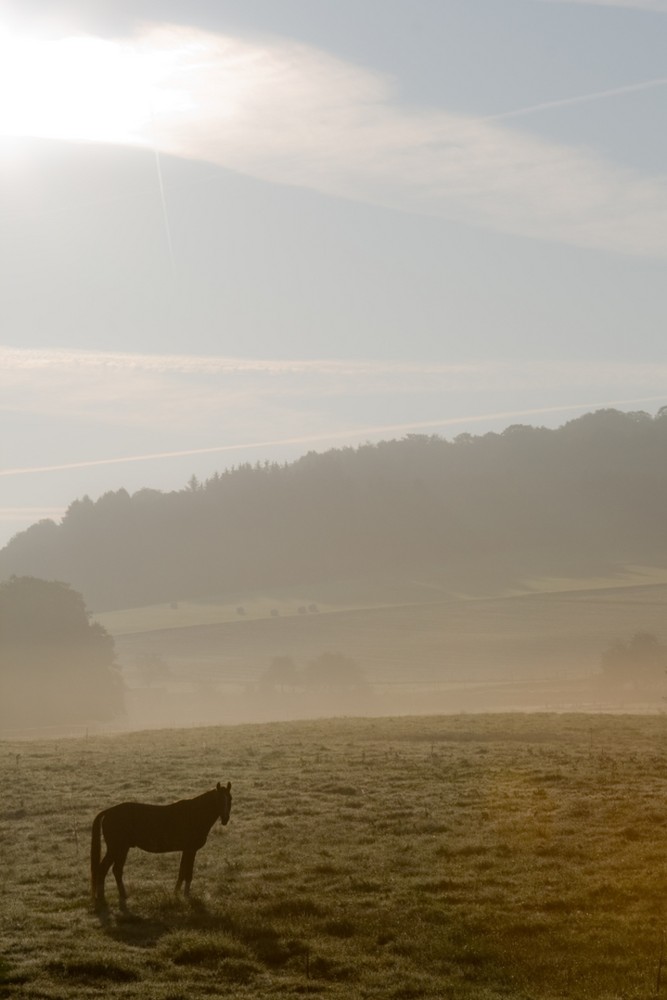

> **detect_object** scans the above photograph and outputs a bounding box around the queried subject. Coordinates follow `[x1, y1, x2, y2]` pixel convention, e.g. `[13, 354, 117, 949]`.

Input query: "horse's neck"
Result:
[195, 789, 219, 829]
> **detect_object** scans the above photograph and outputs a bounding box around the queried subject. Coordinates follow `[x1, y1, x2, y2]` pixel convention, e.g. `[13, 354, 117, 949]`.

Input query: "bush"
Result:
[600, 631, 667, 689]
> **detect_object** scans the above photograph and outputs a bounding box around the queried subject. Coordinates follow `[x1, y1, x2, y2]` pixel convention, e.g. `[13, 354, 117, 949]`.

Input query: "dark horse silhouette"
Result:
[90, 782, 232, 906]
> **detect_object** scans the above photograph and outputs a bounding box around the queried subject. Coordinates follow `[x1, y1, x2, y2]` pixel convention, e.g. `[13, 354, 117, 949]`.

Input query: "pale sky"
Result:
[1, 0, 666, 547]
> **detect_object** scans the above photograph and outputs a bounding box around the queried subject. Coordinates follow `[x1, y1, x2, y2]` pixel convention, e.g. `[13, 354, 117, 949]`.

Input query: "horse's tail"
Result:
[90, 811, 104, 900]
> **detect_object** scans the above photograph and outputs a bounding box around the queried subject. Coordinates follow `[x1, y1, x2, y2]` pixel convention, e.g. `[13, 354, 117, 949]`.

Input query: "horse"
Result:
[90, 781, 232, 906]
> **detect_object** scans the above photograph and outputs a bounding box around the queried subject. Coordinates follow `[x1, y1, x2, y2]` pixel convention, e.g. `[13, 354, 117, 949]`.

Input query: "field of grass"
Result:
[93, 571, 667, 725]
[93, 565, 667, 640]
[3, 713, 667, 998]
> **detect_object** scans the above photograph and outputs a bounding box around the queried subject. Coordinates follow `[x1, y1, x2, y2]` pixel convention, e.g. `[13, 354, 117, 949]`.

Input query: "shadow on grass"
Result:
[0, 956, 28, 999]
[95, 894, 308, 974]
[95, 894, 219, 947]
[46, 959, 140, 984]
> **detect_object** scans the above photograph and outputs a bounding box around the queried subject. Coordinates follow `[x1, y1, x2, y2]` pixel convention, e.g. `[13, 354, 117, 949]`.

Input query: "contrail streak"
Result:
[488, 77, 667, 122]
[1, 395, 664, 478]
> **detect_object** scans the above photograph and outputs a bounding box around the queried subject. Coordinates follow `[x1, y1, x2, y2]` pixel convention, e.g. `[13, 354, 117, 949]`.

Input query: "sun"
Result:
[0, 24, 192, 147]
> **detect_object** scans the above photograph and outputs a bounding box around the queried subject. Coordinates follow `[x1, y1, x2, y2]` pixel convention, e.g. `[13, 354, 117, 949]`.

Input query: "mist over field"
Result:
[2, 0, 667, 743]
[2, 408, 667, 736]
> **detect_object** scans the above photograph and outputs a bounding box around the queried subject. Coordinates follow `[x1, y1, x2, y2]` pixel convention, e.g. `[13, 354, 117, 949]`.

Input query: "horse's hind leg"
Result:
[95, 850, 114, 906]
[112, 846, 130, 908]
[176, 849, 196, 896]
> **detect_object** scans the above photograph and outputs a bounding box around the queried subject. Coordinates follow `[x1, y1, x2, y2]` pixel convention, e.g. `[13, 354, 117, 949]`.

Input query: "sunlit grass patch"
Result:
[319, 783, 358, 796]
[389, 980, 434, 999]
[159, 929, 250, 966]
[309, 861, 349, 876]
[349, 876, 383, 894]
[247, 928, 306, 968]
[154, 929, 264, 984]
[307, 952, 354, 982]
[320, 917, 357, 938]
[261, 896, 326, 919]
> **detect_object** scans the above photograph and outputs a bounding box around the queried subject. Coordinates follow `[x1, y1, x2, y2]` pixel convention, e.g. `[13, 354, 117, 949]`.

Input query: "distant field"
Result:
[93, 565, 667, 638]
[92, 568, 667, 724]
[3, 713, 667, 999]
[91, 572, 466, 637]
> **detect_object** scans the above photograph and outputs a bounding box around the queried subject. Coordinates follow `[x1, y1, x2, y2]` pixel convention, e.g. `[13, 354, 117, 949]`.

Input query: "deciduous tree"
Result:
[0, 576, 124, 728]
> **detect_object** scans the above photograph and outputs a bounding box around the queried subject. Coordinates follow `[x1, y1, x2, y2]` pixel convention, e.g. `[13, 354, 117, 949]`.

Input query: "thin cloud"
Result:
[5, 25, 667, 257]
[138, 26, 667, 258]
[0, 347, 487, 431]
[0, 345, 476, 378]
[2, 348, 667, 414]
[2, 347, 667, 385]
[0, 506, 67, 521]
[537, 0, 667, 10]
[488, 78, 667, 122]
[2, 395, 665, 478]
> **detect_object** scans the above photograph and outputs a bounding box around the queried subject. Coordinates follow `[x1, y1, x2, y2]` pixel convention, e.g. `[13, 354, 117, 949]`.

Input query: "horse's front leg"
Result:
[176, 848, 197, 896]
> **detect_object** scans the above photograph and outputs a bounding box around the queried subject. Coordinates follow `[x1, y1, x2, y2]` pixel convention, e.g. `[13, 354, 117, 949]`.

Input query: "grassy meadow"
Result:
[89, 567, 667, 726]
[3, 713, 667, 998]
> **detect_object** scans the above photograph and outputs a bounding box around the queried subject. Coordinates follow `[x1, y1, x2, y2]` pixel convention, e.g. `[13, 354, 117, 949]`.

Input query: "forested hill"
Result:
[2, 408, 667, 612]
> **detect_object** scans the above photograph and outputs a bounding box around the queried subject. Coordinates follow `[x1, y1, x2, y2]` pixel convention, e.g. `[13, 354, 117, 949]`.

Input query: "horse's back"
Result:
[101, 800, 204, 854]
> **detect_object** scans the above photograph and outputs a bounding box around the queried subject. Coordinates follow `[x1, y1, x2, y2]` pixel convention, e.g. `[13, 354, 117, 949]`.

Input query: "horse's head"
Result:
[216, 781, 232, 825]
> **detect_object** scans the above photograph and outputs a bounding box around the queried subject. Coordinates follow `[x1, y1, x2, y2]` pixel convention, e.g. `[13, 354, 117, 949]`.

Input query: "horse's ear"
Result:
[216, 782, 221, 791]
[226, 781, 231, 791]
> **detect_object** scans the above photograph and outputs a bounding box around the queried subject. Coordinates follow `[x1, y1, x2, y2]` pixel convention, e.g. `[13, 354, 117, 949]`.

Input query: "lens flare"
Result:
[0, 24, 193, 145]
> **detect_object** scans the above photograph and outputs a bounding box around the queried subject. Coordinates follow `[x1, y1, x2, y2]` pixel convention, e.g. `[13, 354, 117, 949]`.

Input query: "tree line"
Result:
[2, 407, 667, 612]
